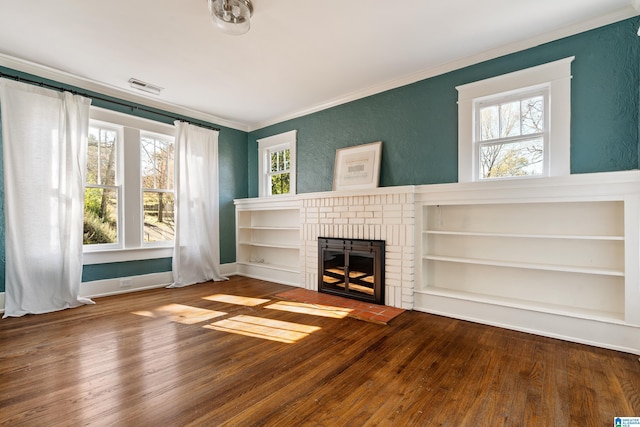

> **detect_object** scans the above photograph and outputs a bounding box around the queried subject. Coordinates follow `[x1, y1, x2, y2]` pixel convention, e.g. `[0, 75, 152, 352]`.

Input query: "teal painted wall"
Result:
[81, 258, 173, 282]
[248, 18, 640, 196]
[218, 127, 249, 264]
[0, 69, 248, 290]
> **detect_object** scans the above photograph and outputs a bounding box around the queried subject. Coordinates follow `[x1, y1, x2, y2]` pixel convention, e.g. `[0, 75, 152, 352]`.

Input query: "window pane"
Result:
[521, 96, 544, 135]
[87, 133, 98, 185]
[141, 136, 174, 190]
[84, 187, 118, 245]
[270, 173, 290, 195]
[141, 137, 155, 187]
[480, 105, 499, 141]
[87, 127, 117, 186]
[269, 149, 291, 173]
[499, 101, 520, 138]
[99, 129, 117, 186]
[479, 137, 544, 179]
[143, 191, 175, 242]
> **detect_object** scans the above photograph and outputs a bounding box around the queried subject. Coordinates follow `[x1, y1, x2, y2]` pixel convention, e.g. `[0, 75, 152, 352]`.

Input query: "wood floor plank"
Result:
[1, 276, 639, 426]
[523, 342, 556, 425]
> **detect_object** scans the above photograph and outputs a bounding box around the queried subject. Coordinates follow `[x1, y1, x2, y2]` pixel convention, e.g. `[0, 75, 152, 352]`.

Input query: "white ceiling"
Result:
[0, 0, 636, 131]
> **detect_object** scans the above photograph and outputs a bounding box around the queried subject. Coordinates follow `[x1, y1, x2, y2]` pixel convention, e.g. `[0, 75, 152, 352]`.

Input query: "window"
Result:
[267, 146, 291, 195]
[84, 124, 120, 247]
[258, 130, 297, 197]
[456, 57, 573, 182]
[476, 90, 547, 179]
[83, 108, 176, 262]
[141, 134, 175, 243]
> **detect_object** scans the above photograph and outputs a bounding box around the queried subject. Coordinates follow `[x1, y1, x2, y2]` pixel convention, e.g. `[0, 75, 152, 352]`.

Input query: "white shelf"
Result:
[423, 230, 624, 241]
[238, 241, 299, 250]
[239, 226, 299, 231]
[236, 261, 299, 274]
[422, 254, 624, 277]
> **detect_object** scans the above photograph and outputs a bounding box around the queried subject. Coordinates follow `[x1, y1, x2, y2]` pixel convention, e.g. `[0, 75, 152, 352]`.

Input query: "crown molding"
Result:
[248, 7, 637, 132]
[0, 53, 250, 132]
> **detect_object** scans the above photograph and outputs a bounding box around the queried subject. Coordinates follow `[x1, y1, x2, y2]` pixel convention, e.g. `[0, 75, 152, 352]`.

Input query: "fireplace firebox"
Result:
[318, 237, 385, 305]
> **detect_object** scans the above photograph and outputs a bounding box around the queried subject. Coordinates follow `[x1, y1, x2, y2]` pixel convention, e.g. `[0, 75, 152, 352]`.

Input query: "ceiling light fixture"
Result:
[128, 78, 163, 95]
[208, 0, 253, 36]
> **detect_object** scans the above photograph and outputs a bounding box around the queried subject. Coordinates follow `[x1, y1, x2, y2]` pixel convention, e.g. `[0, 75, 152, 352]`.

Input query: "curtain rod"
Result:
[0, 71, 221, 132]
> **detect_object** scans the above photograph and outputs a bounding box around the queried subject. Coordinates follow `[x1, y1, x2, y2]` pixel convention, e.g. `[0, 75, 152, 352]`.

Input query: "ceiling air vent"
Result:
[128, 78, 163, 95]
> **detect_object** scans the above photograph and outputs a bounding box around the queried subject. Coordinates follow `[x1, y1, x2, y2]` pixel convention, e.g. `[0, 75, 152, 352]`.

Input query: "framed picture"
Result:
[333, 141, 382, 191]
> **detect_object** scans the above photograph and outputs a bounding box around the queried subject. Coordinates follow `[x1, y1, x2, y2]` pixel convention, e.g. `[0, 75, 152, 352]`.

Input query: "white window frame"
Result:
[83, 107, 176, 264]
[257, 130, 297, 197]
[456, 57, 574, 182]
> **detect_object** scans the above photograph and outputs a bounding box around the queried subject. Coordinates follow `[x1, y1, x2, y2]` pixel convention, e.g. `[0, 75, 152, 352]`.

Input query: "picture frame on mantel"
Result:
[333, 141, 382, 191]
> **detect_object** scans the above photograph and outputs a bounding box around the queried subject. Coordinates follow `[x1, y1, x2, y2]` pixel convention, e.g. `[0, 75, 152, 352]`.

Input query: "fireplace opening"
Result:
[318, 237, 385, 305]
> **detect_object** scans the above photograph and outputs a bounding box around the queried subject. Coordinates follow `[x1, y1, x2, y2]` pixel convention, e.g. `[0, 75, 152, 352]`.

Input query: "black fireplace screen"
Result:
[318, 238, 385, 304]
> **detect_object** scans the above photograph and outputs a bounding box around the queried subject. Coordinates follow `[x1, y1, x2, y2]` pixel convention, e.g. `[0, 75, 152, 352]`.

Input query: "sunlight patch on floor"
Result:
[132, 304, 227, 325]
[204, 315, 321, 344]
[265, 301, 352, 318]
[202, 294, 270, 307]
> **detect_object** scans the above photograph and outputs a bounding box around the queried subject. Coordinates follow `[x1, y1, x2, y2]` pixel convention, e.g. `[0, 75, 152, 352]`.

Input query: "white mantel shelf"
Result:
[234, 184, 419, 206]
[235, 170, 640, 354]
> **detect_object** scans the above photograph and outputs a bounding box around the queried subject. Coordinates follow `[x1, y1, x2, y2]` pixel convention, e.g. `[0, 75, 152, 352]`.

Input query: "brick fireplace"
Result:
[299, 189, 415, 309]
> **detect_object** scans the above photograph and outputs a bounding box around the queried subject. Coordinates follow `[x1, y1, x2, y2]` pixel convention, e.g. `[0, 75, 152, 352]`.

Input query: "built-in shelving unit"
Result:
[414, 171, 640, 354]
[421, 201, 625, 320]
[234, 197, 301, 286]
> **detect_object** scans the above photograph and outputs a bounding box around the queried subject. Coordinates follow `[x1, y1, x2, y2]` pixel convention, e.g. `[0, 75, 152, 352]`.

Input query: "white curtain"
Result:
[170, 121, 226, 287]
[0, 79, 94, 317]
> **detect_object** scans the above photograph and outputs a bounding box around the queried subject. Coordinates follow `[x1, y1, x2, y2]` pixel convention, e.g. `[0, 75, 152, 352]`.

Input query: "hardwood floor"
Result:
[1, 276, 639, 426]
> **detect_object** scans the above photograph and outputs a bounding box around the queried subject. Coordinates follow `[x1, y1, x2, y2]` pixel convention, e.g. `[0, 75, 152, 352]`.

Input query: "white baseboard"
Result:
[80, 271, 173, 299]
[414, 291, 640, 355]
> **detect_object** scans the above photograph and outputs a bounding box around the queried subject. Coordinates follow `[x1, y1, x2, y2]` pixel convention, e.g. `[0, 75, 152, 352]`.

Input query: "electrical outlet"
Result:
[119, 278, 132, 288]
